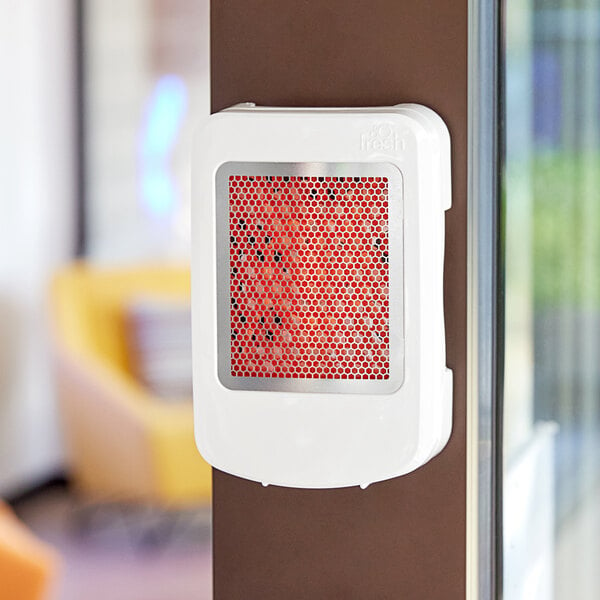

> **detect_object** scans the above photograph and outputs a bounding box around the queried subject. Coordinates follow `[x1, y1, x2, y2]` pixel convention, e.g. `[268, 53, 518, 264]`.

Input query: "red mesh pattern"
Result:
[228, 175, 389, 379]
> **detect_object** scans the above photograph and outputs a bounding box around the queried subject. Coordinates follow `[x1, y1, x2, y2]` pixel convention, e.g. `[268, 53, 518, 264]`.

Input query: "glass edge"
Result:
[467, 0, 502, 599]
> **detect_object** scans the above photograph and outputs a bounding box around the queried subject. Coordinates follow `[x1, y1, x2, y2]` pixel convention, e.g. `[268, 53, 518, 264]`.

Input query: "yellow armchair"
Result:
[50, 263, 211, 506]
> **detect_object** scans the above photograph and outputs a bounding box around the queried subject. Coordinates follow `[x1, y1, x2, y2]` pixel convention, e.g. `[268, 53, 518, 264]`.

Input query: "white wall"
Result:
[0, 0, 75, 495]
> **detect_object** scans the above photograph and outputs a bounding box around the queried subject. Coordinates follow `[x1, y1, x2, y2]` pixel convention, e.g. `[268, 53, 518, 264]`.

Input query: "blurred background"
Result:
[1, 0, 600, 599]
[0, 1, 211, 599]
[503, 1, 600, 598]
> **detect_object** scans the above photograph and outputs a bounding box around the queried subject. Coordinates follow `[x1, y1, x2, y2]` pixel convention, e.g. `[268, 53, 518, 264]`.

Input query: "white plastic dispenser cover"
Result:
[192, 103, 452, 489]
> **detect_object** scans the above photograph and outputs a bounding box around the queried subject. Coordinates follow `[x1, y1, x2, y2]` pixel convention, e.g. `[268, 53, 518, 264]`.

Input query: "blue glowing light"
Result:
[138, 75, 188, 217]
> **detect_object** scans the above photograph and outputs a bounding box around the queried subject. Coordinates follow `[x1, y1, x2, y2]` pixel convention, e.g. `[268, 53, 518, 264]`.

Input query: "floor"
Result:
[13, 486, 212, 600]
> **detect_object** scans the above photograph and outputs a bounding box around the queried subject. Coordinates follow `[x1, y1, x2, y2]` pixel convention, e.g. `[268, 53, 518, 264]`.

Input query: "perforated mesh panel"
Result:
[228, 175, 389, 380]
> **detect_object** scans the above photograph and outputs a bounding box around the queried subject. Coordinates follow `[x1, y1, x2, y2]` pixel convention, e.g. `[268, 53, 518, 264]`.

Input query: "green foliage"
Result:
[532, 152, 600, 308]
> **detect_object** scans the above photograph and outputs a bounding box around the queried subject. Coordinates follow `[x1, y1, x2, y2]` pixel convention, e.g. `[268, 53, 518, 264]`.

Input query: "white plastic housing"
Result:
[192, 103, 452, 489]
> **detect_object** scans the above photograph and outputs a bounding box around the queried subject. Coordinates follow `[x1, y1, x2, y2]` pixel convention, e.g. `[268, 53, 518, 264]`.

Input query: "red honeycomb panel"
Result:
[228, 175, 389, 379]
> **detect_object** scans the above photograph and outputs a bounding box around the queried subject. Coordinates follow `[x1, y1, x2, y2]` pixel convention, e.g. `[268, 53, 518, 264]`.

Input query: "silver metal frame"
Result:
[467, 0, 501, 598]
[215, 161, 405, 394]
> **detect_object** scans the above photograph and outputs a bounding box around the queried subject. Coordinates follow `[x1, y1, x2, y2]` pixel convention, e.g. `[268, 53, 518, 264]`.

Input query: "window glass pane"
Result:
[503, 1, 600, 598]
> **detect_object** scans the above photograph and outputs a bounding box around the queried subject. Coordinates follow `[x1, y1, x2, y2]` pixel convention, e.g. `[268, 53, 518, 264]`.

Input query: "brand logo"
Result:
[360, 123, 402, 154]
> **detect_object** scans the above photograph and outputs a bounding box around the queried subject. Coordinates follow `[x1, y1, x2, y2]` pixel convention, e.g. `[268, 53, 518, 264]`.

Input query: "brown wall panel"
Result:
[211, 1, 468, 598]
